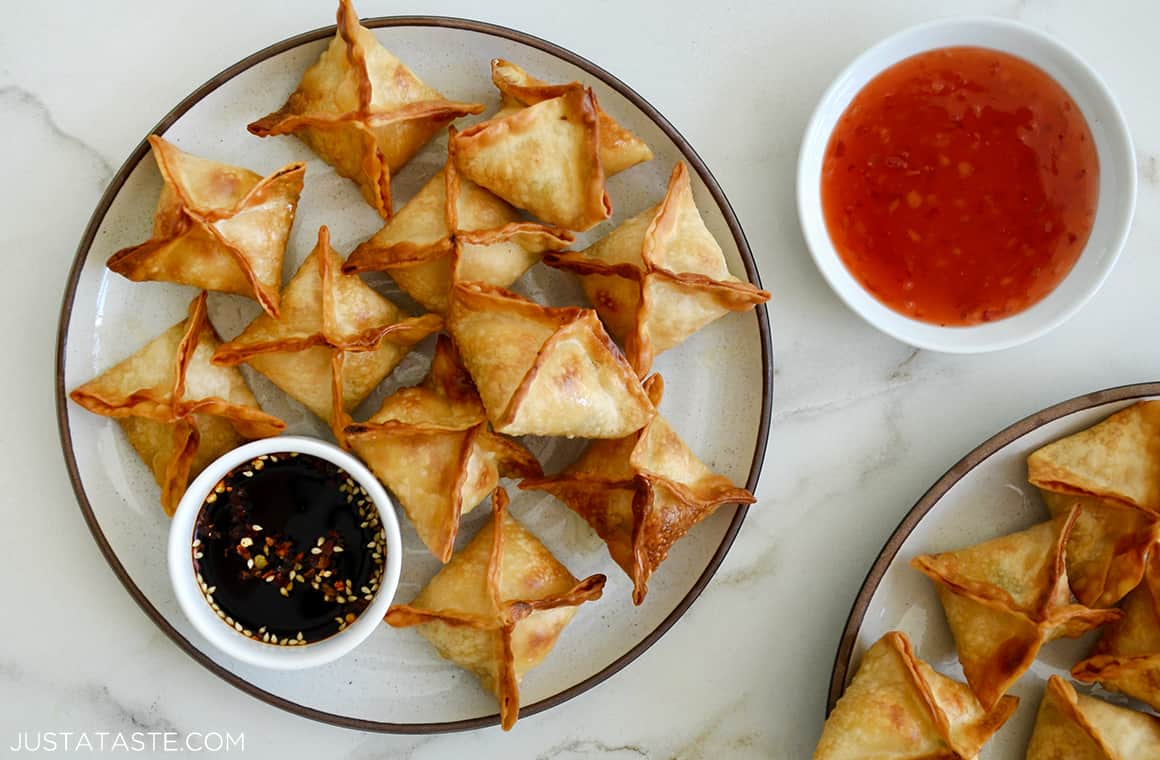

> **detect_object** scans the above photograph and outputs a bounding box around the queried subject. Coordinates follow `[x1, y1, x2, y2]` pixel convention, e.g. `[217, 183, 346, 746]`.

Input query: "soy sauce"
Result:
[192, 452, 386, 645]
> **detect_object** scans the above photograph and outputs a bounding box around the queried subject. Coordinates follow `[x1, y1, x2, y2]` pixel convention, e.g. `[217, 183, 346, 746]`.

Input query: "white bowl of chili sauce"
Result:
[797, 17, 1135, 353]
[168, 436, 403, 669]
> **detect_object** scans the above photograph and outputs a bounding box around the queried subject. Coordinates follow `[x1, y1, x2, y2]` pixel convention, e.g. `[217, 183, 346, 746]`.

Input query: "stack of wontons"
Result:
[815, 400, 1160, 758]
[69, 0, 769, 731]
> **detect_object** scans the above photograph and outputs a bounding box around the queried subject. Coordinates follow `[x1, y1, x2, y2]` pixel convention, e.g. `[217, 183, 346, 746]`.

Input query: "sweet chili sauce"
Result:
[821, 47, 1098, 326]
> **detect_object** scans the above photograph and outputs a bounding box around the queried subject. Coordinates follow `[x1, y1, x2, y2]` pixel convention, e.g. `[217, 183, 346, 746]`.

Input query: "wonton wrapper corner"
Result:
[545, 161, 769, 376]
[343, 150, 574, 312]
[345, 335, 541, 562]
[69, 292, 285, 515]
[385, 487, 605, 730]
[247, 0, 484, 218]
[445, 281, 654, 439]
[814, 631, 1017, 760]
[910, 506, 1121, 710]
[107, 135, 305, 318]
[520, 374, 755, 604]
[213, 226, 441, 443]
[1026, 676, 1160, 760]
[1029, 399, 1160, 516]
[1072, 551, 1160, 712]
[451, 83, 611, 231]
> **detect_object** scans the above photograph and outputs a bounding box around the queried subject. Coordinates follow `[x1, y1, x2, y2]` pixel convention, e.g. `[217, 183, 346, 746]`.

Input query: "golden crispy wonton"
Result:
[107, 136, 305, 317]
[1041, 490, 1159, 609]
[545, 162, 769, 376]
[451, 84, 611, 231]
[489, 59, 653, 176]
[910, 507, 1121, 710]
[213, 226, 441, 442]
[1029, 400, 1160, 516]
[814, 631, 1017, 760]
[1072, 551, 1160, 712]
[385, 488, 605, 730]
[521, 374, 754, 604]
[248, 0, 483, 218]
[1027, 676, 1160, 760]
[343, 146, 573, 312]
[345, 336, 541, 561]
[70, 293, 285, 515]
[445, 281, 654, 439]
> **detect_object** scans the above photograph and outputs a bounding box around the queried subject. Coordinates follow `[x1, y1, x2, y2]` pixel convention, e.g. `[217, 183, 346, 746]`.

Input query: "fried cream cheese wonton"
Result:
[451, 84, 611, 231]
[1040, 489, 1160, 609]
[342, 143, 573, 312]
[489, 59, 652, 176]
[544, 162, 769, 376]
[445, 281, 654, 439]
[520, 374, 754, 604]
[1026, 676, 1160, 760]
[345, 336, 541, 562]
[70, 293, 285, 515]
[1029, 400, 1160, 516]
[1072, 551, 1160, 712]
[814, 631, 1017, 760]
[910, 507, 1121, 710]
[213, 226, 441, 444]
[107, 136, 305, 318]
[248, 0, 483, 218]
[385, 488, 605, 730]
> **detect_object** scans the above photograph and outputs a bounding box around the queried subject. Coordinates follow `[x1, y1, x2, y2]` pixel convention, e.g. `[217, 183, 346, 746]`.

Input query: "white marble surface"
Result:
[3, 0, 1159, 757]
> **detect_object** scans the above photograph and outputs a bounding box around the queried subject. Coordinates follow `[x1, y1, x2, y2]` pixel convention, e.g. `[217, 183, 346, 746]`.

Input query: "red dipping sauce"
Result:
[821, 47, 1098, 326]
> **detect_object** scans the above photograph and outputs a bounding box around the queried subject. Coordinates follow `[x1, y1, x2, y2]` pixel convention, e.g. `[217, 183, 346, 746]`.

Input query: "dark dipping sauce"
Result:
[192, 452, 386, 646]
[821, 46, 1099, 326]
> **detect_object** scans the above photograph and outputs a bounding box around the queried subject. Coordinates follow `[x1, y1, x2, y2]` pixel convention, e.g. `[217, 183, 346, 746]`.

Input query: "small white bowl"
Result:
[797, 17, 1136, 353]
[168, 436, 402, 670]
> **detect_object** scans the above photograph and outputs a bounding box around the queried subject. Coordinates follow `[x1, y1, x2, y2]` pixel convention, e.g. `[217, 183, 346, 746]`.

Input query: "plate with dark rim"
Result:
[55, 15, 772, 733]
[826, 382, 1160, 756]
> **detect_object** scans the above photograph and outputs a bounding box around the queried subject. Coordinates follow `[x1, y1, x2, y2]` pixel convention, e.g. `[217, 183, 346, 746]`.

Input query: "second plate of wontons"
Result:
[827, 383, 1160, 757]
[58, 10, 771, 734]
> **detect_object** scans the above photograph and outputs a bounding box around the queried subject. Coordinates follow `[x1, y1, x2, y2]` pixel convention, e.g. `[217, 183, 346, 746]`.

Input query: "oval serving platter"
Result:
[828, 382, 1160, 757]
[55, 17, 773, 733]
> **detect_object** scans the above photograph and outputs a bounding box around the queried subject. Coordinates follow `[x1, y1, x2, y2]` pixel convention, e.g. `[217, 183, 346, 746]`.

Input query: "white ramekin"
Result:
[168, 436, 402, 669]
[797, 16, 1136, 353]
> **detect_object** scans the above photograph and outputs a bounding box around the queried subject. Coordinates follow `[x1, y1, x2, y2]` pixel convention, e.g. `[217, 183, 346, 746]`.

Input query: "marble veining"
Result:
[0, 85, 115, 187]
[5, 0, 1160, 758]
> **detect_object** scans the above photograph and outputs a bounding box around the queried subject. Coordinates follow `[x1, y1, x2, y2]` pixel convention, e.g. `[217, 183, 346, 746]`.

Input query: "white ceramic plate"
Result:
[828, 383, 1160, 757]
[55, 17, 772, 732]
